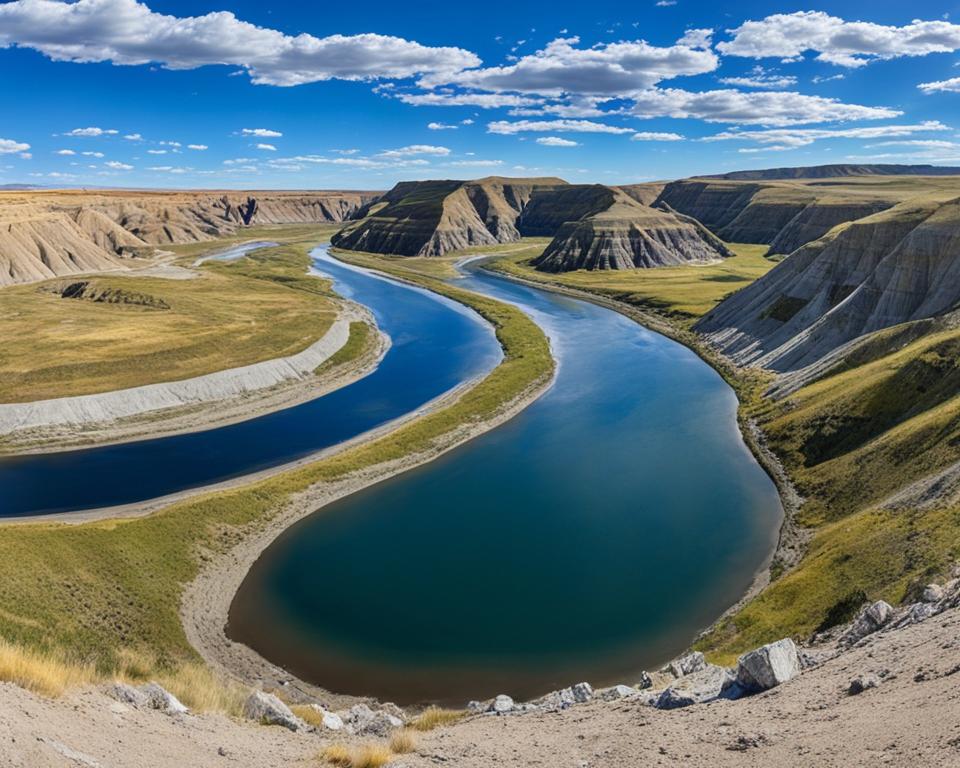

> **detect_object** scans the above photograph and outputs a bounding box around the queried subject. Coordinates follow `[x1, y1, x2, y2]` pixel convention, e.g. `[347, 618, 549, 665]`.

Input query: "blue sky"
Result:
[3, 1, 960, 189]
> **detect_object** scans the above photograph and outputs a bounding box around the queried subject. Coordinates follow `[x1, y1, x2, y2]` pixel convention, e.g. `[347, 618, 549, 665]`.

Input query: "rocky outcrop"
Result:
[695, 197, 960, 374]
[532, 192, 732, 272]
[242, 691, 301, 731]
[0, 190, 379, 287]
[331, 177, 567, 257]
[736, 639, 801, 692]
[655, 180, 895, 253]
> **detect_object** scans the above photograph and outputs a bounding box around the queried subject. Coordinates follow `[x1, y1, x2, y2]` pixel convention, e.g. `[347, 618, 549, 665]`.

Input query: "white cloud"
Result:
[427, 122, 458, 130]
[396, 91, 544, 109]
[147, 149, 167, 154]
[65, 127, 118, 137]
[419, 35, 717, 95]
[187, 144, 208, 150]
[379, 144, 451, 157]
[656, 1, 677, 6]
[719, 11, 960, 68]
[488, 119, 634, 134]
[332, 148, 360, 155]
[812, 73, 845, 84]
[124, 133, 142, 140]
[0, 0, 480, 86]
[55, 149, 76, 155]
[0, 138, 30, 154]
[630, 88, 900, 125]
[719, 66, 797, 89]
[703, 120, 949, 148]
[536, 136, 579, 146]
[865, 139, 960, 149]
[81, 151, 104, 157]
[462, 118, 475, 125]
[105, 160, 133, 169]
[631, 131, 684, 141]
[242, 128, 282, 138]
[256, 143, 277, 151]
[160, 140, 181, 147]
[919, 76, 960, 94]
[446, 159, 504, 166]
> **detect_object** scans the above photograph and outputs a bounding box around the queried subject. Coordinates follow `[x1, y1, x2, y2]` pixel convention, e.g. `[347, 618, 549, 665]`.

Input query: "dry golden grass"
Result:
[411, 706, 466, 731]
[321, 743, 393, 768]
[0, 640, 95, 697]
[291, 703, 326, 727]
[389, 729, 418, 754]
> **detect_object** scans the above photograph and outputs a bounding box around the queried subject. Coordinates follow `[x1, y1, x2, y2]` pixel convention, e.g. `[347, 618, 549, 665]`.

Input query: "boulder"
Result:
[339, 703, 402, 736]
[669, 652, 707, 678]
[848, 674, 880, 696]
[736, 639, 801, 692]
[655, 664, 736, 709]
[106, 683, 147, 708]
[140, 683, 188, 715]
[491, 694, 515, 714]
[636, 671, 653, 690]
[571, 682, 593, 703]
[839, 600, 894, 647]
[598, 685, 639, 701]
[466, 700, 489, 714]
[921, 584, 945, 603]
[309, 705, 344, 731]
[242, 691, 300, 731]
[892, 602, 938, 629]
[531, 688, 575, 712]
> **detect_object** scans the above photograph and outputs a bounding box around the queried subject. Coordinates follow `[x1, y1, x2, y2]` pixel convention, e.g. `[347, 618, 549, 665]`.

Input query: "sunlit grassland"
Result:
[0, 247, 553, 696]
[0, 227, 342, 402]
[486, 240, 775, 323]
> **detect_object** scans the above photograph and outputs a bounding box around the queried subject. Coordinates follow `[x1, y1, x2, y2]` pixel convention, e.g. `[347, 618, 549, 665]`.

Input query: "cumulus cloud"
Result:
[719, 11, 960, 68]
[488, 119, 633, 134]
[55, 149, 76, 155]
[630, 88, 900, 125]
[82, 151, 104, 157]
[65, 126, 117, 136]
[703, 120, 949, 149]
[420, 35, 717, 95]
[146, 149, 166, 154]
[446, 159, 504, 166]
[631, 131, 684, 141]
[0, 0, 480, 86]
[187, 144, 208, 150]
[536, 136, 579, 146]
[719, 66, 797, 89]
[0, 138, 30, 154]
[379, 144, 451, 157]
[918, 77, 960, 94]
[104, 160, 133, 169]
[124, 133, 142, 140]
[256, 143, 277, 151]
[242, 128, 282, 137]
[427, 122, 458, 130]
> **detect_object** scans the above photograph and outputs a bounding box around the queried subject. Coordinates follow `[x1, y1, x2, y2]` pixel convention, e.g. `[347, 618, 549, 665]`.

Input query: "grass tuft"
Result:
[321, 743, 394, 768]
[0, 640, 95, 697]
[389, 729, 418, 754]
[411, 706, 466, 731]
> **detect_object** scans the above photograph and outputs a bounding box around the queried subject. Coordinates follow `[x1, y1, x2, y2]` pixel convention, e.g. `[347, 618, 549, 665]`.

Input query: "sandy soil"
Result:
[2, 604, 958, 767]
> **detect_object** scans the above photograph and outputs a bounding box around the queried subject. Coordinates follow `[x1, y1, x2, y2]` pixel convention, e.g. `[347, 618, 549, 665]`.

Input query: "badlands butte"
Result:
[2, 164, 960, 766]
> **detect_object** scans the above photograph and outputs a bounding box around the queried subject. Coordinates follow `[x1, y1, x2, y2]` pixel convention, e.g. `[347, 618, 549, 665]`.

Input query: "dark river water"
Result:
[228, 248, 783, 706]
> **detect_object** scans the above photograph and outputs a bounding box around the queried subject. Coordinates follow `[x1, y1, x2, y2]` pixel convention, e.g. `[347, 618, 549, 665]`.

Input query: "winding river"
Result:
[0, 244, 781, 706]
[228, 247, 782, 705]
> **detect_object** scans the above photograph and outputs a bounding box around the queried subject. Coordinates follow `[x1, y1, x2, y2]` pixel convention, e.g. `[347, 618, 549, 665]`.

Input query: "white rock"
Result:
[106, 683, 147, 708]
[571, 682, 593, 703]
[491, 694, 515, 714]
[922, 584, 945, 603]
[736, 638, 801, 692]
[242, 691, 300, 731]
[308, 704, 343, 731]
[598, 684, 638, 701]
[531, 688, 575, 712]
[655, 665, 736, 709]
[892, 602, 938, 628]
[140, 683, 188, 715]
[669, 652, 706, 678]
[848, 674, 880, 696]
[839, 600, 894, 647]
[339, 704, 402, 736]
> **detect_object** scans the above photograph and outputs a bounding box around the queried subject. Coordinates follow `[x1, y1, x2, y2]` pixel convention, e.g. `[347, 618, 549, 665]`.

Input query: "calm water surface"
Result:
[228, 253, 782, 705]
[0, 248, 499, 515]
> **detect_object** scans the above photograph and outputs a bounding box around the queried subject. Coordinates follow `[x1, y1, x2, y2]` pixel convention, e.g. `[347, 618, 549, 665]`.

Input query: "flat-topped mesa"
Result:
[331, 176, 568, 257]
[0, 189, 380, 287]
[696, 194, 960, 376]
[532, 189, 732, 272]
[655, 179, 896, 254]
